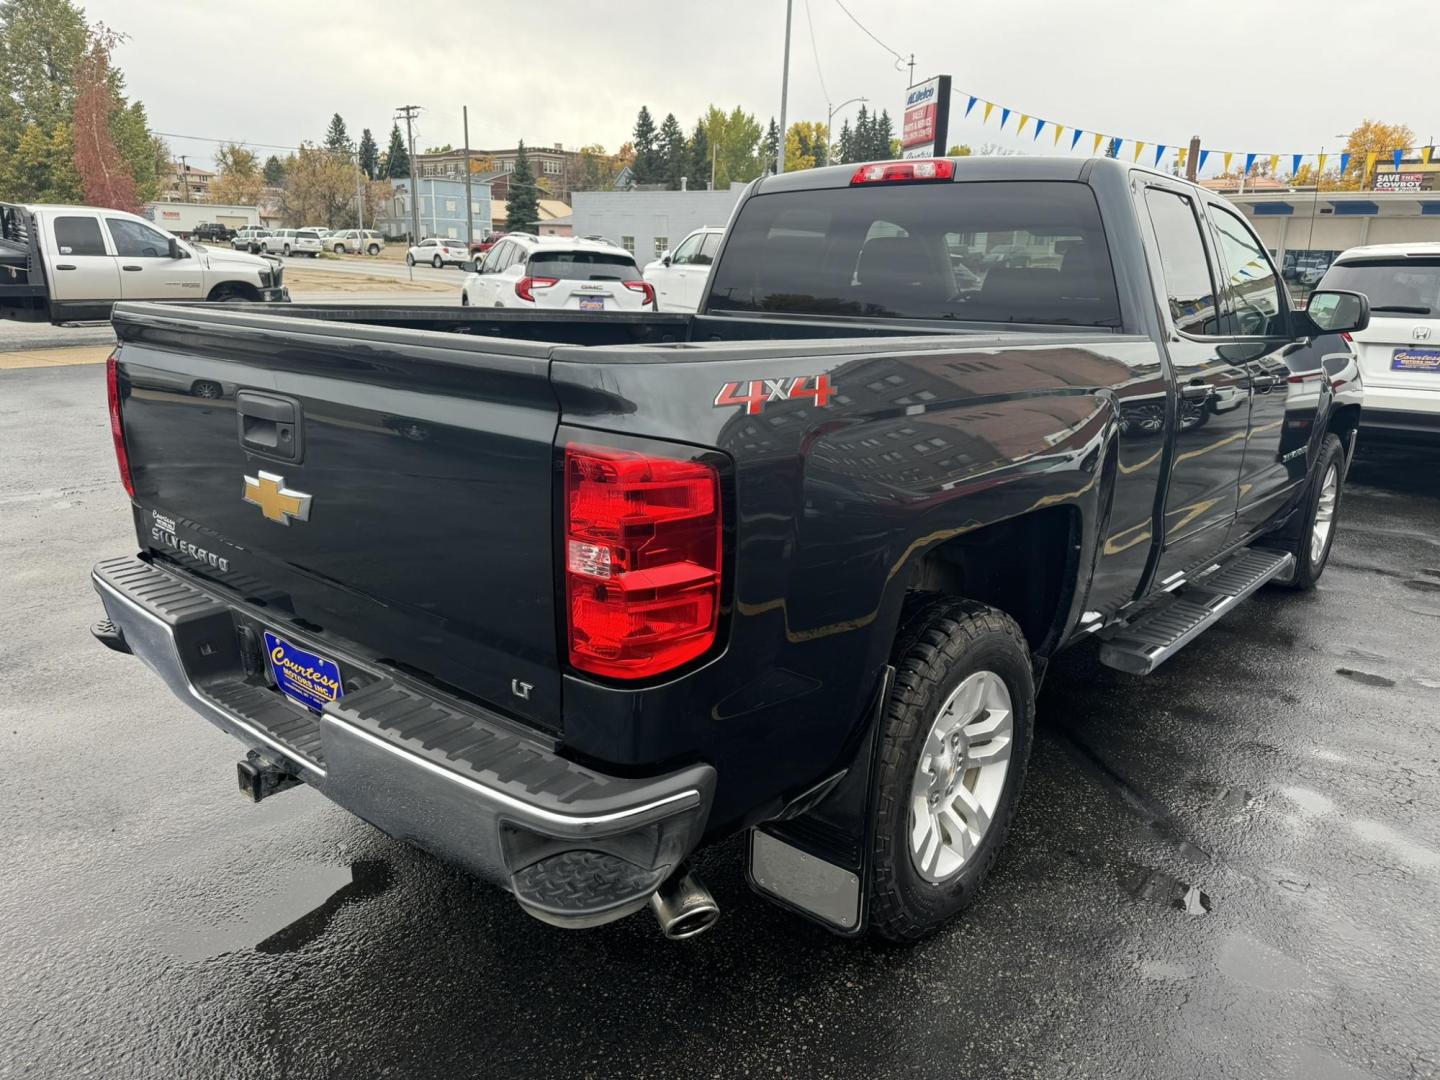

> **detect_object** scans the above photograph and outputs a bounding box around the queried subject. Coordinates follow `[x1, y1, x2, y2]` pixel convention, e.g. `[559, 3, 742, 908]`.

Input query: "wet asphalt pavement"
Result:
[2, 362, 1438, 1079]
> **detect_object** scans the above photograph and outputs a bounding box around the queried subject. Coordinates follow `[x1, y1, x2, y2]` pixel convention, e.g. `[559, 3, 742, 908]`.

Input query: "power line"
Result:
[832, 0, 905, 64]
[152, 130, 306, 152]
[803, 0, 830, 107]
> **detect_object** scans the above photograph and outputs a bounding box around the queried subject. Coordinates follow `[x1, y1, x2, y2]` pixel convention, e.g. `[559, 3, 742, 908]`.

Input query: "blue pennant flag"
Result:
[1197, 149, 1210, 172]
[1000, 107, 1011, 129]
[965, 95, 977, 118]
[1154, 144, 1166, 166]
[1394, 148, 1405, 171]
[1338, 152, 1351, 175]
[1244, 152, 1257, 174]
[1113, 138, 1123, 158]
[1292, 154, 1303, 176]
[1034, 119, 1046, 141]
[1071, 128, 1083, 150]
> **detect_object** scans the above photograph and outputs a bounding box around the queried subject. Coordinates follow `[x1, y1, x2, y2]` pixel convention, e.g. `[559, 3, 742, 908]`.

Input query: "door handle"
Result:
[1181, 381, 1215, 399]
[122, 265, 142, 272]
[55, 264, 76, 271]
[235, 390, 303, 463]
[1251, 373, 1283, 392]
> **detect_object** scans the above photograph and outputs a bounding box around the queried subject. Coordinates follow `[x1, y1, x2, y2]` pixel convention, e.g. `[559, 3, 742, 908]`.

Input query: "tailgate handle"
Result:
[236, 390, 303, 463]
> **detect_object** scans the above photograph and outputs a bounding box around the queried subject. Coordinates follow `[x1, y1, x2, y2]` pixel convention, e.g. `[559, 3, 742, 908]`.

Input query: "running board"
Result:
[1098, 547, 1294, 675]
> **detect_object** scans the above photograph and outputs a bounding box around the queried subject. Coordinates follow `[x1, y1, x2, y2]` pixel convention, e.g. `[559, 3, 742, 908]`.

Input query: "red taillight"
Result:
[850, 159, 955, 185]
[516, 276, 559, 302]
[624, 280, 656, 307]
[106, 352, 134, 497]
[564, 443, 722, 680]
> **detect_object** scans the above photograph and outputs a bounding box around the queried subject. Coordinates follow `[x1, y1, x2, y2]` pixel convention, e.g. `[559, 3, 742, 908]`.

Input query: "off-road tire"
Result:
[869, 596, 1035, 943]
[1270, 433, 1345, 591]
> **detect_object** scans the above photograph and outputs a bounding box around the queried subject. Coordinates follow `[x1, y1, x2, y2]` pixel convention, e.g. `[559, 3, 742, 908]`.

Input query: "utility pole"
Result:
[711, 141, 718, 191]
[463, 106, 474, 246]
[396, 104, 422, 243]
[777, 0, 792, 174]
[907, 54, 916, 87]
[178, 155, 191, 203]
[1185, 136, 1201, 181]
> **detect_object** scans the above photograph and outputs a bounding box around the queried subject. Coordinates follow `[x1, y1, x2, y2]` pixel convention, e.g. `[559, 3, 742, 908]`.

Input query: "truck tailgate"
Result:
[111, 304, 563, 730]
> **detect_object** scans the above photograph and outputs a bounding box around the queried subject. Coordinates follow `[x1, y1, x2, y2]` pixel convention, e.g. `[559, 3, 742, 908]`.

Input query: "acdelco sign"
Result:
[900, 74, 952, 159]
[906, 84, 936, 109]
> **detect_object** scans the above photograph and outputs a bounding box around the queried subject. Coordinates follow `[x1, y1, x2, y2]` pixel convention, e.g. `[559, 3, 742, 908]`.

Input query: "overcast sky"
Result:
[85, 0, 1437, 169]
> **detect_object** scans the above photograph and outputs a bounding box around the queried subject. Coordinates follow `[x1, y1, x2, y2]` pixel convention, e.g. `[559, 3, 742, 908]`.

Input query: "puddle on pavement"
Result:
[1121, 865, 1212, 915]
[1216, 934, 1311, 992]
[1280, 786, 1335, 816]
[1334, 667, 1395, 688]
[159, 860, 391, 962]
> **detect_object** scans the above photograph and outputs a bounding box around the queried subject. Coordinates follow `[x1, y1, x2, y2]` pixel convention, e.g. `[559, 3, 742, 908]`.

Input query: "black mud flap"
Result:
[744, 665, 894, 937]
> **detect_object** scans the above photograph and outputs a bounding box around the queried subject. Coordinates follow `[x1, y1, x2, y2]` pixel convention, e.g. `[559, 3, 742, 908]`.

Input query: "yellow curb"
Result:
[0, 345, 114, 370]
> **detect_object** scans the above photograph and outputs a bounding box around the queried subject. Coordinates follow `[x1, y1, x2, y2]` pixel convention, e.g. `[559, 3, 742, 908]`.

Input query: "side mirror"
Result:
[168, 237, 182, 259]
[661, 252, 672, 267]
[462, 260, 477, 273]
[1306, 289, 1369, 335]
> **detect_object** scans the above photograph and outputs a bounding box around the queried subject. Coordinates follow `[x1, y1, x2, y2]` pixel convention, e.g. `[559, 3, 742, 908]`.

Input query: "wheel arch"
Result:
[206, 280, 260, 302]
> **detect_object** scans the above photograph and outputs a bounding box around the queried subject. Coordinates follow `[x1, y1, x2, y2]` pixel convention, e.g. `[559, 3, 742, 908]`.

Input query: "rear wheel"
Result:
[334, 244, 345, 254]
[1270, 433, 1345, 590]
[282, 244, 291, 256]
[869, 597, 1034, 943]
[367, 244, 380, 256]
[405, 253, 415, 266]
[432, 254, 443, 269]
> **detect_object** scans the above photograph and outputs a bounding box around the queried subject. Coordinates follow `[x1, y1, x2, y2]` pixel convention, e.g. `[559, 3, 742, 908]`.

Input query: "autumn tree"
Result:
[1336, 119, 1416, 190]
[72, 26, 138, 212]
[784, 121, 827, 172]
[280, 144, 363, 227]
[699, 106, 762, 187]
[209, 143, 263, 206]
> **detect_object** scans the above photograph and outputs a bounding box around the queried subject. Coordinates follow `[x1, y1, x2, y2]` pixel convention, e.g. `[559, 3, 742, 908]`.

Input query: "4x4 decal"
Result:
[713, 375, 835, 415]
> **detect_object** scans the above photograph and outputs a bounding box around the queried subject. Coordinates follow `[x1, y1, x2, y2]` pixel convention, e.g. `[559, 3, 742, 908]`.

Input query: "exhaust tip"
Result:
[650, 869, 720, 940]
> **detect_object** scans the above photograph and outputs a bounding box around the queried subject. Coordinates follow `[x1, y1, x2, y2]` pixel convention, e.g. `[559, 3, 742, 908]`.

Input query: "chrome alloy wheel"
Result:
[1311, 464, 1339, 564]
[909, 670, 1014, 882]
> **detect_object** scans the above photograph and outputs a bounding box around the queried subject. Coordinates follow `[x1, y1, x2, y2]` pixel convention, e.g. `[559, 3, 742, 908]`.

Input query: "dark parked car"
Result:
[191, 222, 236, 243]
[90, 156, 1368, 944]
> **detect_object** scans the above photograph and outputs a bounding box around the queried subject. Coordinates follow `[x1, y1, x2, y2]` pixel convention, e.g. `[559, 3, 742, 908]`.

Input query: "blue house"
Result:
[375, 176, 492, 242]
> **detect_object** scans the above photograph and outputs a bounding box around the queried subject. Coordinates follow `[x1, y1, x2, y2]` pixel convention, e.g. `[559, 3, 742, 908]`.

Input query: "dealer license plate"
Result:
[263, 630, 343, 712]
[579, 296, 605, 310]
[1392, 348, 1440, 373]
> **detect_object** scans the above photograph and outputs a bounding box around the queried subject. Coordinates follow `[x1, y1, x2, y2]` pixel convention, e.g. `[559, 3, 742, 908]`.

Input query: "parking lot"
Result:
[0, 359, 1435, 1078]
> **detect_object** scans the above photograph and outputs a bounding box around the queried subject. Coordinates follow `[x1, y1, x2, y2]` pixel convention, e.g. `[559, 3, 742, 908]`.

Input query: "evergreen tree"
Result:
[853, 106, 872, 161]
[504, 140, 540, 234]
[631, 106, 658, 184]
[687, 119, 711, 189]
[760, 118, 780, 173]
[658, 112, 686, 189]
[356, 128, 378, 179]
[384, 123, 410, 178]
[875, 110, 894, 160]
[262, 154, 285, 184]
[837, 119, 854, 164]
[324, 113, 351, 154]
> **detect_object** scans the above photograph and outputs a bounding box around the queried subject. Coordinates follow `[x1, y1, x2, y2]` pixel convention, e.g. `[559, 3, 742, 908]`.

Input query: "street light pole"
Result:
[825, 96, 868, 167]
[463, 105, 474, 245]
[777, 0, 792, 174]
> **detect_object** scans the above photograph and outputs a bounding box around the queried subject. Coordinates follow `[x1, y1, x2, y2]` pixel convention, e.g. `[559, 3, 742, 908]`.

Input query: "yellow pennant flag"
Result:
[1017, 114, 1030, 136]
[1092, 132, 1104, 153]
[1316, 153, 1327, 173]
[1269, 154, 1279, 176]
[1424, 145, 1434, 165]
[1132, 141, 1146, 163]
[1364, 150, 1377, 180]
[983, 101, 994, 124]
[1177, 147, 1188, 170]
[1053, 124, 1064, 147]
[1222, 151, 1233, 174]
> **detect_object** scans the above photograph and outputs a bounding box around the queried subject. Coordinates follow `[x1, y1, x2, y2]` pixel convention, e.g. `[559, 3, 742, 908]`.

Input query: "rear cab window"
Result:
[53, 215, 107, 256]
[527, 251, 639, 281]
[706, 180, 1121, 328]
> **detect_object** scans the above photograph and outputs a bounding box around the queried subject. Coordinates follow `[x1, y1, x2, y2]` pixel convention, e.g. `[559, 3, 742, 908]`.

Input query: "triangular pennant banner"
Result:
[1244, 152, 1257, 174]
[983, 101, 994, 124]
[1154, 144, 1166, 166]
[1364, 151, 1378, 179]
[965, 95, 978, 118]
[1053, 124, 1064, 147]
[1269, 154, 1279, 176]
[1092, 132, 1104, 153]
[1425, 146, 1435, 165]
[1132, 141, 1145, 163]
[1113, 138, 1123, 158]
[1000, 107, 1011, 129]
[1016, 114, 1029, 136]
[1292, 154, 1303, 176]
[1177, 147, 1188, 170]
[1071, 128, 1083, 150]
[1198, 149, 1210, 172]
[1318, 153, 1328, 173]
[1034, 119, 1046, 141]
[1223, 151, 1233, 174]
[1393, 148, 1405, 171]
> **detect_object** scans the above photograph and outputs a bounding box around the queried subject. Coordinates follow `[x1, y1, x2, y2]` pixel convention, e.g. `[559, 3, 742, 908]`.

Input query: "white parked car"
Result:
[329, 229, 385, 256]
[1317, 243, 1440, 441]
[231, 225, 269, 252]
[407, 237, 471, 268]
[461, 235, 654, 311]
[643, 226, 724, 312]
[260, 229, 322, 258]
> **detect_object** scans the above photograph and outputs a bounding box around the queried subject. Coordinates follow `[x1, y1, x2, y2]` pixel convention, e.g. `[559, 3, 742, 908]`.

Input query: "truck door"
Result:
[1203, 202, 1304, 540]
[104, 216, 204, 300]
[1138, 184, 1251, 585]
[45, 213, 120, 311]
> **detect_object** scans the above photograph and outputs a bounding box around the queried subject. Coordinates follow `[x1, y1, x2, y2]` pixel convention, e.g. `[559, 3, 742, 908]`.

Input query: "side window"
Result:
[670, 232, 704, 265]
[1144, 189, 1221, 336]
[107, 218, 170, 257]
[1209, 205, 1283, 336]
[483, 242, 509, 273]
[695, 232, 722, 266]
[53, 216, 107, 256]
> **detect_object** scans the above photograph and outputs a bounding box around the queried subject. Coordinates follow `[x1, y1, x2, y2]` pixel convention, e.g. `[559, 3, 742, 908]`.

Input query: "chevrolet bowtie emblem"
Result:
[243, 471, 312, 525]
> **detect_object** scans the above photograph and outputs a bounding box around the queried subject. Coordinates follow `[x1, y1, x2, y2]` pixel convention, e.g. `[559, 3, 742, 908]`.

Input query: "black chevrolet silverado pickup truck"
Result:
[91, 157, 1369, 941]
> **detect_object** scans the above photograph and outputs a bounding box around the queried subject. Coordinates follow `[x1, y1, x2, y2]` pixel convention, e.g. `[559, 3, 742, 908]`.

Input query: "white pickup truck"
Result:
[0, 202, 288, 324]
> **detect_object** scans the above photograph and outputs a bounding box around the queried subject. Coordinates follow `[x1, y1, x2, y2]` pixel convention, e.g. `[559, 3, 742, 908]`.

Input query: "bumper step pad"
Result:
[1099, 547, 1294, 675]
[511, 851, 666, 928]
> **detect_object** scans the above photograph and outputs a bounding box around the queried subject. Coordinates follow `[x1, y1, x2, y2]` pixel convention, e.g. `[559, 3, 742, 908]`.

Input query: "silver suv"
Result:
[328, 229, 385, 256]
